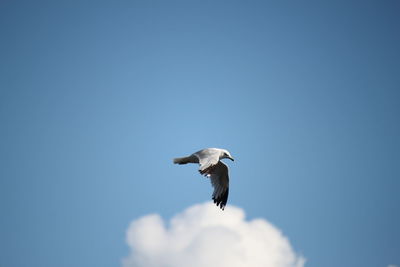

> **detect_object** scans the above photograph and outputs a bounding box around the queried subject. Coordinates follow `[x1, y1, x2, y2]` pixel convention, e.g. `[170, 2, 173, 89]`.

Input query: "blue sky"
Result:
[1, 1, 399, 267]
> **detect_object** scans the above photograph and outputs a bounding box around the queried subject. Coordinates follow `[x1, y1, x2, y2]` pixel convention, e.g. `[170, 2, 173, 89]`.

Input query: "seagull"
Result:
[173, 148, 234, 210]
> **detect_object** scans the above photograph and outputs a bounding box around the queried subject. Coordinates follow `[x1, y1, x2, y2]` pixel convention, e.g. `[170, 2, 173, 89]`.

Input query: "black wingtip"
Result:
[212, 188, 229, 210]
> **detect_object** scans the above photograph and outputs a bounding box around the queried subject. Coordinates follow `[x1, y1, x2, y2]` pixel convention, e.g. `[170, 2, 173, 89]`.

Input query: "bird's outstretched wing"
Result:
[200, 161, 229, 210]
[194, 148, 221, 174]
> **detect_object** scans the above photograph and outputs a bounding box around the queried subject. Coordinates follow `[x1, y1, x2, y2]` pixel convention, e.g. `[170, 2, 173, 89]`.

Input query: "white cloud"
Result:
[123, 202, 305, 267]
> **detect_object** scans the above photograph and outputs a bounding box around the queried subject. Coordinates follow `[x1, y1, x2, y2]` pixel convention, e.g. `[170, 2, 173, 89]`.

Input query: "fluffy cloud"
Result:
[123, 202, 305, 267]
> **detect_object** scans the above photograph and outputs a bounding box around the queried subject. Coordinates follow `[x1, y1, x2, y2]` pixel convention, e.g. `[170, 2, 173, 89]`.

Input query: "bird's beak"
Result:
[229, 157, 234, 161]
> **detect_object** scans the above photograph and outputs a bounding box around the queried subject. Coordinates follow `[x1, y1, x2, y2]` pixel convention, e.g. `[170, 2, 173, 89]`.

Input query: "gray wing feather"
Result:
[201, 161, 229, 210]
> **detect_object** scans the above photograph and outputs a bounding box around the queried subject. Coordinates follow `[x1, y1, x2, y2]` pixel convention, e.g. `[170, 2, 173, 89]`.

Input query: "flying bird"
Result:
[173, 148, 234, 210]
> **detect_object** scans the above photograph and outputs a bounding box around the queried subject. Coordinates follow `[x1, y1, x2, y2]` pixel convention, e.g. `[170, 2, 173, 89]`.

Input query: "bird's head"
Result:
[220, 149, 234, 161]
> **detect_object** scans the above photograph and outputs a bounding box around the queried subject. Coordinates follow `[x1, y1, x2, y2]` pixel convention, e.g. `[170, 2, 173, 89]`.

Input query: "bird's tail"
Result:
[173, 155, 197, 164]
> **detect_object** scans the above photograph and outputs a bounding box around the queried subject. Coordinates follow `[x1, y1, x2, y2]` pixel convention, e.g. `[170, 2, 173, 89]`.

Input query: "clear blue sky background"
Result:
[1, 1, 399, 267]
